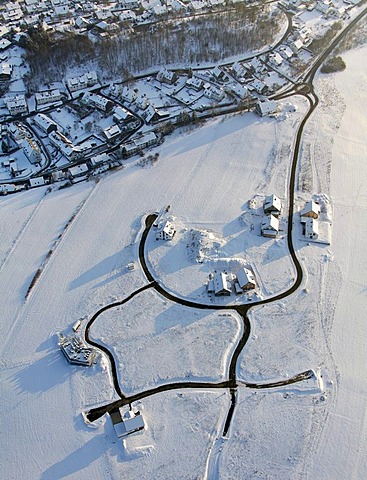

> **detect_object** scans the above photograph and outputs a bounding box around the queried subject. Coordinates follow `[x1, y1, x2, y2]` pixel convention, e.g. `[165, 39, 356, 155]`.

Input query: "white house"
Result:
[81, 92, 112, 111]
[264, 194, 282, 216]
[113, 105, 132, 124]
[261, 214, 280, 238]
[301, 200, 321, 219]
[68, 163, 89, 178]
[35, 89, 62, 106]
[236, 267, 256, 290]
[256, 100, 278, 117]
[103, 124, 122, 142]
[66, 71, 98, 93]
[0, 62, 12, 80]
[290, 39, 304, 54]
[29, 176, 45, 187]
[33, 113, 58, 134]
[228, 83, 248, 100]
[156, 220, 176, 240]
[213, 272, 231, 296]
[113, 410, 145, 439]
[203, 84, 225, 102]
[268, 52, 283, 67]
[156, 68, 177, 85]
[304, 218, 319, 239]
[6, 95, 27, 115]
[251, 79, 268, 95]
[186, 76, 204, 91]
[120, 132, 158, 157]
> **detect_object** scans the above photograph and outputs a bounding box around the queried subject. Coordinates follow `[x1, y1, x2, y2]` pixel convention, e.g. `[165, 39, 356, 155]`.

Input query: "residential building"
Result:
[301, 200, 321, 219]
[0, 62, 12, 80]
[66, 70, 98, 93]
[81, 92, 113, 111]
[58, 334, 97, 366]
[203, 84, 225, 102]
[35, 89, 62, 106]
[120, 132, 158, 157]
[6, 95, 27, 115]
[156, 220, 176, 240]
[33, 113, 58, 134]
[236, 267, 256, 290]
[263, 194, 282, 216]
[22, 137, 42, 164]
[29, 176, 45, 187]
[213, 272, 231, 296]
[304, 218, 319, 239]
[156, 68, 178, 85]
[186, 76, 204, 91]
[256, 100, 279, 117]
[111, 409, 145, 439]
[103, 123, 122, 142]
[261, 214, 280, 238]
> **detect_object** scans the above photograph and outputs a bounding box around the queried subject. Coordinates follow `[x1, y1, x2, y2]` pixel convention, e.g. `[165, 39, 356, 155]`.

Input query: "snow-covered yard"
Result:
[0, 44, 366, 480]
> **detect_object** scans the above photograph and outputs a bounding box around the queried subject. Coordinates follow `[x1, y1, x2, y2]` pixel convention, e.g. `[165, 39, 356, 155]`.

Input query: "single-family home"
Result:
[103, 124, 122, 142]
[32, 113, 58, 134]
[143, 105, 161, 124]
[203, 84, 225, 102]
[186, 76, 204, 91]
[304, 218, 319, 239]
[301, 200, 321, 219]
[68, 163, 89, 178]
[268, 52, 283, 67]
[0, 63, 12, 80]
[212, 66, 229, 83]
[263, 194, 282, 216]
[29, 176, 45, 187]
[256, 100, 278, 117]
[113, 105, 133, 124]
[228, 83, 248, 100]
[156, 68, 178, 85]
[81, 92, 113, 112]
[112, 409, 145, 438]
[213, 272, 231, 296]
[156, 220, 176, 240]
[261, 214, 280, 238]
[236, 267, 256, 290]
[251, 79, 268, 95]
[290, 39, 304, 54]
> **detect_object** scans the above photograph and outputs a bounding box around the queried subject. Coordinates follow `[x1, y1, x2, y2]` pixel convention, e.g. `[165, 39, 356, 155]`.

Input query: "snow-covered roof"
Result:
[236, 267, 256, 289]
[301, 200, 321, 218]
[213, 272, 231, 295]
[261, 214, 279, 231]
[264, 194, 282, 213]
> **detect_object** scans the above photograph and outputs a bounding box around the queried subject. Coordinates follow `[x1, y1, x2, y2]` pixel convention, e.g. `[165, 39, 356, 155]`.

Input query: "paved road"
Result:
[83, 6, 367, 434]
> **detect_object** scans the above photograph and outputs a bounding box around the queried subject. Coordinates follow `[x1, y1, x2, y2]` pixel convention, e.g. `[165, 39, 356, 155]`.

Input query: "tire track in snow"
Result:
[0, 192, 46, 274]
[0, 184, 99, 358]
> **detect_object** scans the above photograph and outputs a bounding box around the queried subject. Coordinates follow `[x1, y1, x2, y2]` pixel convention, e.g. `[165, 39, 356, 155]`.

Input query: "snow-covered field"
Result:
[0, 45, 366, 479]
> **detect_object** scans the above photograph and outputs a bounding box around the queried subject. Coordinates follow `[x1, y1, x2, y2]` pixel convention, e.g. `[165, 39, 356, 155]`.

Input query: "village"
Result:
[0, 0, 361, 192]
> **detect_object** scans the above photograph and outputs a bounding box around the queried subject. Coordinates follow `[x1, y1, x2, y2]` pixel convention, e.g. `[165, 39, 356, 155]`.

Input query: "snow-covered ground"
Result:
[0, 44, 366, 479]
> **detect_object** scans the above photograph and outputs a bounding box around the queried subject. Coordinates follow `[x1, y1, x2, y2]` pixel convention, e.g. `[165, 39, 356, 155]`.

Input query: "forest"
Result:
[22, 4, 282, 89]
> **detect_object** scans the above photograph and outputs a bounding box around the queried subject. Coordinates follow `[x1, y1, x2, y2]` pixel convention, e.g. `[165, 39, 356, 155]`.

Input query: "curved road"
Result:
[83, 6, 367, 435]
